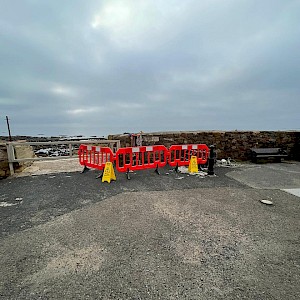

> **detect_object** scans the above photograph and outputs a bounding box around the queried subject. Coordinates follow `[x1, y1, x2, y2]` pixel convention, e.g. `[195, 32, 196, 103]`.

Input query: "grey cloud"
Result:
[0, 0, 299, 136]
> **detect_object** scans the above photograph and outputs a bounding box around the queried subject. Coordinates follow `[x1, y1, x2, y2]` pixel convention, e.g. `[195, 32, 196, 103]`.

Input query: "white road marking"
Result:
[282, 188, 300, 198]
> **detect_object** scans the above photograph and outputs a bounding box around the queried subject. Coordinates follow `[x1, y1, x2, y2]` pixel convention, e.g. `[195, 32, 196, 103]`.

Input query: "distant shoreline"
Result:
[0, 135, 106, 142]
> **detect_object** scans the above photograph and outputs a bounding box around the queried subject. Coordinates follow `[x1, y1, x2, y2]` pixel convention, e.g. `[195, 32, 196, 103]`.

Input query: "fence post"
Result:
[69, 143, 73, 157]
[6, 143, 15, 175]
[208, 145, 215, 175]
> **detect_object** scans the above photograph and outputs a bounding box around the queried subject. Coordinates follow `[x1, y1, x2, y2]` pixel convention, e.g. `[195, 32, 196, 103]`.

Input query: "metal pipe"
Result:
[6, 116, 12, 142]
[208, 145, 215, 175]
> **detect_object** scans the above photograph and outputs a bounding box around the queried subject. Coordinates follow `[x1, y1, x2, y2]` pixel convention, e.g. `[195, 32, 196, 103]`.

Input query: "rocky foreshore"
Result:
[0, 135, 105, 142]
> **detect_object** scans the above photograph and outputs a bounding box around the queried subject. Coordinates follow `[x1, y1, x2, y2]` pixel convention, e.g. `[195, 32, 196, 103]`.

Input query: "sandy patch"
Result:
[16, 158, 82, 176]
[25, 243, 106, 285]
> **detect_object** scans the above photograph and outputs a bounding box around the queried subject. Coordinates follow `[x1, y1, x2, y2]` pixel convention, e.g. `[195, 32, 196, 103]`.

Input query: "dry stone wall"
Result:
[109, 131, 300, 161]
[0, 144, 9, 178]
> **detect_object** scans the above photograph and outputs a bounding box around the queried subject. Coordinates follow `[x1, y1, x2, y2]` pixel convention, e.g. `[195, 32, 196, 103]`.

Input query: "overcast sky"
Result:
[1, 0, 299, 137]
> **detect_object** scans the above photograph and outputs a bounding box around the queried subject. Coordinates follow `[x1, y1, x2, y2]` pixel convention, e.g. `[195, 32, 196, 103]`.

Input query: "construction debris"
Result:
[0, 202, 18, 207]
[178, 166, 207, 177]
[216, 158, 241, 167]
[260, 199, 273, 205]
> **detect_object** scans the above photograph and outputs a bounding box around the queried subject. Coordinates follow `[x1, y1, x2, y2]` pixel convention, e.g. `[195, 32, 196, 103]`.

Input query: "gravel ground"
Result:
[0, 163, 300, 299]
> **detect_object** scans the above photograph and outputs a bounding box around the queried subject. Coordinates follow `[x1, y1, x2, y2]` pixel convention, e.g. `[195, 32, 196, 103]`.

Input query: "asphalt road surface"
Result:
[0, 163, 300, 299]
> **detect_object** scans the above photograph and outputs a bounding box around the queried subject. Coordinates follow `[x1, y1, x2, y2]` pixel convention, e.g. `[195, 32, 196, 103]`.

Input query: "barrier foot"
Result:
[155, 165, 160, 175]
[81, 165, 90, 174]
[126, 169, 131, 180]
[96, 170, 104, 179]
[174, 164, 179, 173]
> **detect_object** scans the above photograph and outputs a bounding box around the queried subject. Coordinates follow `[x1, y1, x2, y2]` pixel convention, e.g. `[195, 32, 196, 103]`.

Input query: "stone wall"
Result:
[108, 131, 300, 161]
[0, 144, 9, 178]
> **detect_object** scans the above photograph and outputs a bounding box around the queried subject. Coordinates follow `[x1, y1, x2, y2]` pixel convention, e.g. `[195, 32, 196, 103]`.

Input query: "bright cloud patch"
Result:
[51, 85, 78, 98]
[67, 107, 101, 115]
[90, 0, 188, 49]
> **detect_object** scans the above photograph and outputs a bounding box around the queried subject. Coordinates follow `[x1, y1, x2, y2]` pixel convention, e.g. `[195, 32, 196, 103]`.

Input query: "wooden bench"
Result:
[250, 148, 288, 163]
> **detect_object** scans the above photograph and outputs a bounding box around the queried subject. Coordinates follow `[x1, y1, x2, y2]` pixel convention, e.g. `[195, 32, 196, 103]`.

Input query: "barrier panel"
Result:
[169, 144, 209, 168]
[79, 143, 210, 180]
[78, 144, 115, 171]
[116, 145, 169, 174]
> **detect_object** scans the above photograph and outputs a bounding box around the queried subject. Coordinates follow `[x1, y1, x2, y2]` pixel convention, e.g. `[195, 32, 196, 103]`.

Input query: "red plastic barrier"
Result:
[79, 143, 209, 176]
[78, 144, 115, 170]
[169, 144, 209, 167]
[116, 145, 168, 172]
